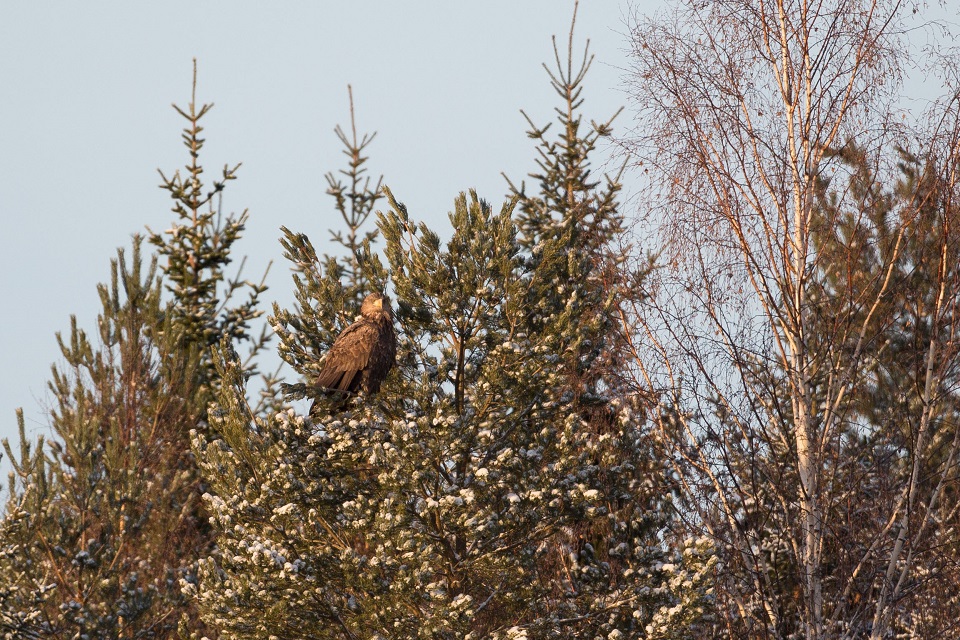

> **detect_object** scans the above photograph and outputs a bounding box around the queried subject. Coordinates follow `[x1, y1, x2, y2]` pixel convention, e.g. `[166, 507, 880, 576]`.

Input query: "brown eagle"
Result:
[310, 292, 396, 414]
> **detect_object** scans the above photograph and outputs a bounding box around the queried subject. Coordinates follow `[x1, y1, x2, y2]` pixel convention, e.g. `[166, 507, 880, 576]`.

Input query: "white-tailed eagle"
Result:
[310, 292, 396, 414]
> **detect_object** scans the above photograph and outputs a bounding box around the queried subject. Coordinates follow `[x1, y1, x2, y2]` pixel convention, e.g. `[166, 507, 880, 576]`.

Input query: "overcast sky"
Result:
[0, 2, 654, 473]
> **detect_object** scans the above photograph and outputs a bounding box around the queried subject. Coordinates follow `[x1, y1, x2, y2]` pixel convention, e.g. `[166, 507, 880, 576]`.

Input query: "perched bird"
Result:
[310, 292, 397, 415]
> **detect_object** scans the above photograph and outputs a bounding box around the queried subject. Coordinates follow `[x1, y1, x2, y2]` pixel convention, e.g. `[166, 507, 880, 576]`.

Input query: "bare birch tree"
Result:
[622, 0, 960, 638]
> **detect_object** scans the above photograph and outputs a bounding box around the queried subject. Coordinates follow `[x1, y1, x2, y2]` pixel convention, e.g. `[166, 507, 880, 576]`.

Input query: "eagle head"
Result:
[360, 292, 391, 318]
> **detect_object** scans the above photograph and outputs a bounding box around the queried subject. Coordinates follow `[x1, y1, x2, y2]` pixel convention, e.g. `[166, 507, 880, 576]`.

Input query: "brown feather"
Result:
[310, 293, 396, 414]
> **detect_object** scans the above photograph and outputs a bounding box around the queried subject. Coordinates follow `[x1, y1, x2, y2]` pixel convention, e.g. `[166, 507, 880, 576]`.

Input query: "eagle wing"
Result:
[315, 319, 379, 394]
[364, 320, 396, 394]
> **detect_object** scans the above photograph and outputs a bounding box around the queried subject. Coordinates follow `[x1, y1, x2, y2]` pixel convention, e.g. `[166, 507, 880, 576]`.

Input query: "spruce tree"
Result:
[503, 13, 630, 411]
[502, 13, 716, 637]
[271, 88, 388, 409]
[323, 85, 384, 309]
[149, 64, 271, 410]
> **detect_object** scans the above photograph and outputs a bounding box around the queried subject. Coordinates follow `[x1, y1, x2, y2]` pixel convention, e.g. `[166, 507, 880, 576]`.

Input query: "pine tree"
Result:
[804, 144, 960, 637]
[186, 10, 715, 638]
[190, 21, 715, 630]
[1, 241, 205, 639]
[0, 67, 269, 639]
[1, 420, 50, 640]
[195, 187, 706, 638]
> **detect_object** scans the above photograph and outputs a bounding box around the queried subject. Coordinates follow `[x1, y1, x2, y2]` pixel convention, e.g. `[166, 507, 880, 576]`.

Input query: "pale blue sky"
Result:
[0, 2, 648, 470]
[2, 2, 953, 481]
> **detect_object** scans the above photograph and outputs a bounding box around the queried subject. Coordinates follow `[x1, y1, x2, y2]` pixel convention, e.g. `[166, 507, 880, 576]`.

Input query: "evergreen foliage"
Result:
[272, 89, 388, 409]
[148, 63, 272, 410]
[190, 20, 712, 637]
[1, 242, 205, 639]
[193, 186, 710, 638]
[323, 85, 385, 308]
[0, 12, 733, 640]
[503, 21, 630, 405]
[0, 69, 268, 639]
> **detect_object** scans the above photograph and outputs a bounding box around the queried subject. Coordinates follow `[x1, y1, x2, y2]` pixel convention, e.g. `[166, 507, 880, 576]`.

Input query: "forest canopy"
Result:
[3, 2, 960, 639]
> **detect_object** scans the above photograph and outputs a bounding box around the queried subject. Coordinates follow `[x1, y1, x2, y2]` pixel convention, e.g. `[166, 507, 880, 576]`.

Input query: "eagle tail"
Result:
[316, 368, 359, 394]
